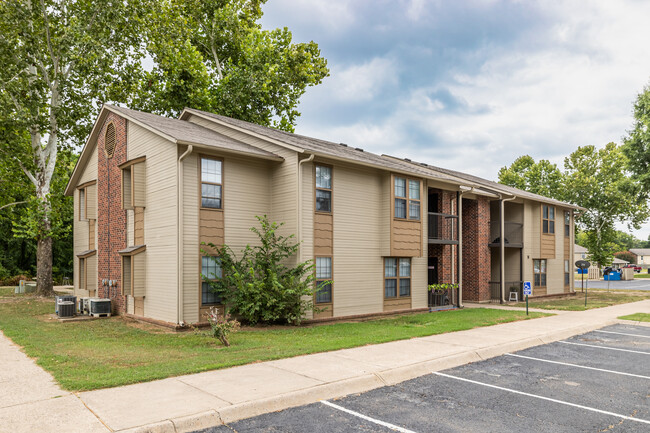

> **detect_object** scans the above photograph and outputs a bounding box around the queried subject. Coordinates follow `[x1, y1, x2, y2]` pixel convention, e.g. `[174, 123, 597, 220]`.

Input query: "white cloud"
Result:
[327, 57, 399, 102]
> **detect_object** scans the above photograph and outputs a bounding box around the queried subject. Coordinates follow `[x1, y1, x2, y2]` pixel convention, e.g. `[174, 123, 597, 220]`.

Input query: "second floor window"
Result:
[564, 211, 570, 237]
[201, 157, 222, 209]
[543, 205, 555, 234]
[315, 165, 332, 212]
[394, 177, 420, 220]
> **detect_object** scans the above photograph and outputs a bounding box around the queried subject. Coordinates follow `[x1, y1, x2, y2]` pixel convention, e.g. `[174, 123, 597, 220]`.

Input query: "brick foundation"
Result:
[97, 113, 128, 314]
[462, 197, 491, 302]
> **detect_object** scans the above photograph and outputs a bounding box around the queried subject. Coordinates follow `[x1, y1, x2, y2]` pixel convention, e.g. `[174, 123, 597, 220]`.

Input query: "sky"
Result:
[260, 0, 650, 241]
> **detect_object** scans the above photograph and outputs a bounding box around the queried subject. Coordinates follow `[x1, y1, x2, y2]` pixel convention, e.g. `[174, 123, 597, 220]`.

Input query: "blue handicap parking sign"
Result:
[523, 281, 532, 296]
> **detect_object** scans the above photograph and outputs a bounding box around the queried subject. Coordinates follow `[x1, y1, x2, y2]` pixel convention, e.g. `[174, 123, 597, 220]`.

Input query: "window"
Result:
[315, 165, 332, 213]
[315, 257, 332, 303]
[104, 123, 116, 158]
[394, 177, 420, 220]
[542, 205, 555, 234]
[564, 260, 570, 286]
[384, 258, 411, 298]
[564, 211, 570, 237]
[534, 259, 547, 287]
[201, 256, 222, 305]
[79, 188, 86, 220]
[201, 157, 222, 209]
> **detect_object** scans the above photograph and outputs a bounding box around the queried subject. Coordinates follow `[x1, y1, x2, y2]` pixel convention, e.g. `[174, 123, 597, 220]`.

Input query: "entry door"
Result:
[428, 257, 438, 285]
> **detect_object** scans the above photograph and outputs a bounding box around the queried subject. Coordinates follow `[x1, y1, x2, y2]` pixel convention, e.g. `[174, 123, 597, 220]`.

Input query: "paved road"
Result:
[201, 324, 650, 432]
[582, 278, 650, 291]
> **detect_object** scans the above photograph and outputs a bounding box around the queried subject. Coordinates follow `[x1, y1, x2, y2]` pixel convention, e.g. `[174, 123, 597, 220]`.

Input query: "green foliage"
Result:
[499, 144, 648, 267]
[205, 306, 240, 346]
[138, 0, 329, 131]
[623, 83, 650, 196]
[428, 283, 458, 292]
[204, 216, 318, 325]
[497, 155, 564, 199]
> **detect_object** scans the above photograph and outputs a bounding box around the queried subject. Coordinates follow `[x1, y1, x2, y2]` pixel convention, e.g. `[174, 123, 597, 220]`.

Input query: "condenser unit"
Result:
[55, 295, 77, 315]
[88, 298, 111, 317]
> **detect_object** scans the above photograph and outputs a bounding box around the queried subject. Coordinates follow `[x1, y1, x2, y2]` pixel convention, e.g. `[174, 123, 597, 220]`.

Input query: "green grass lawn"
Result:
[633, 273, 650, 278]
[618, 313, 650, 322]
[0, 286, 17, 297]
[0, 297, 549, 391]
[514, 289, 650, 311]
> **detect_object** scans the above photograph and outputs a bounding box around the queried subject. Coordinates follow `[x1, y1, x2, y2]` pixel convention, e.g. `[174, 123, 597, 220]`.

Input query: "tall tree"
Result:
[497, 155, 564, 200]
[623, 83, 650, 195]
[0, 0, 150, 295]
[499, 144, 648, 266]
[136, 0, 329, 131]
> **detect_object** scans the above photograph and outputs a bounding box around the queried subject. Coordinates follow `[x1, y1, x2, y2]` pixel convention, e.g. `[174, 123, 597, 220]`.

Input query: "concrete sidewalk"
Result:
[2, 301, 649, 433]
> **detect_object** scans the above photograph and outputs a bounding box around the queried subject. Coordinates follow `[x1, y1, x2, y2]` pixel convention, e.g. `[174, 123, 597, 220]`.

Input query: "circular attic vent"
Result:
[104, 123, 116, 158]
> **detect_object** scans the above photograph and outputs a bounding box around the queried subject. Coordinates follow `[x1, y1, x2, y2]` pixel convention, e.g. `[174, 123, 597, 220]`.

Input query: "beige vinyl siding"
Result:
[381, 176, 391, 256]
[411, 256, 427, 308]
[332, 163, 384, 317]
[300, 160, 315, 319]
[86, 255, 97, 296]
[126, 210, 134, 246]
[127, 123, 178, 323]
[182, 152, 199, 323]
[132, 163, 146, 207]
[133, 253, 146, 298]
[521, 200, 540, 287]
[73, 144, 97, 297]
[85, 184, 97, 219]
[546, 207, 568, 295]
[185, 114, 298, 252]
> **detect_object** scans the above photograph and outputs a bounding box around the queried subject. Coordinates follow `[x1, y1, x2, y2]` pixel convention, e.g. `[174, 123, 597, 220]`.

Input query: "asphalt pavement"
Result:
[202, 324, 650, 433]
[582, 278, 650, 291]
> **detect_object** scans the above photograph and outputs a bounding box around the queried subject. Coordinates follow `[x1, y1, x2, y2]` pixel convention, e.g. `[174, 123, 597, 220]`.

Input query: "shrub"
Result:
[204, 216, 321, 325]
[205, 307, 240, 347]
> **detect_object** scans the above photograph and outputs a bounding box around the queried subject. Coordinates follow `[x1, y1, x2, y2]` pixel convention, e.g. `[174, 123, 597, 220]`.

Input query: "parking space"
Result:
[202, 324, 650, 433]
[586, 279, 650, 291]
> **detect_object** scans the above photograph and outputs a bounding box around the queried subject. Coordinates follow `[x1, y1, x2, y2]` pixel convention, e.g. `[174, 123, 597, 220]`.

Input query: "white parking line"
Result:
[559, 341, 650, 355]
[321, 400, 419, 433]
[594, 330, 650, 339]
[434, 372, 650, 425]
[505, 353, 650, 379]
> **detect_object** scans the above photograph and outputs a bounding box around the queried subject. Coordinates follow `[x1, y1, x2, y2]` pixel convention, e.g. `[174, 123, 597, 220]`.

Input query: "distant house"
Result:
[574, 244, 588, 263]
[611, 257, 629, 269]
[629, 249, 650, 266]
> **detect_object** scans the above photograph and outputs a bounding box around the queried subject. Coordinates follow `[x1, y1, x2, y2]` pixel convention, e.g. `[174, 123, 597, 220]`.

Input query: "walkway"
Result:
[1, 300, 648, 433]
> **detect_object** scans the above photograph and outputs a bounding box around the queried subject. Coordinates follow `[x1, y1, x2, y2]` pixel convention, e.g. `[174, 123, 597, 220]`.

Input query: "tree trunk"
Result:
[36, 232, 54, 297]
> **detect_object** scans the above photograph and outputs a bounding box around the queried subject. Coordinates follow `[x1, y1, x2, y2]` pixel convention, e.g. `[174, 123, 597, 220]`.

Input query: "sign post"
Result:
[523, 281, 532, 316]
[575, 260, 591, 308]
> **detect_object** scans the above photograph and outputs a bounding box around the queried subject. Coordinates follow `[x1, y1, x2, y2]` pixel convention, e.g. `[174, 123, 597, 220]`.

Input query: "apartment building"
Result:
[65, 105, 582, 325]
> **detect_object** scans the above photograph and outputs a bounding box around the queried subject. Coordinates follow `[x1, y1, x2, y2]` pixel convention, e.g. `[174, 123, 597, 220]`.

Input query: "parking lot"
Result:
[586, 279, 650, 291]
[203, 324, 650, 432]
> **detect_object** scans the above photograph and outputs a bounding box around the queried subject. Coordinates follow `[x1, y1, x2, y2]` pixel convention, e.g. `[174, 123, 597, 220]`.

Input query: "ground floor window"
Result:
[201, 256, 222, 305]
[315, 256, 332, 304]
[385, 258, 411, 298]
[534, 259, 547, 287]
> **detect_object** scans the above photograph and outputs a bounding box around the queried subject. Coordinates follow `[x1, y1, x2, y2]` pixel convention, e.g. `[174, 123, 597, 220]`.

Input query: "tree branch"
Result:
[0, 201, 28, 211]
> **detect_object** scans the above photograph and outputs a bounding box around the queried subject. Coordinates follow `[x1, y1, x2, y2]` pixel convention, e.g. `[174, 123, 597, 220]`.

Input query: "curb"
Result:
[616, 319, 650, 328]
[114, 320, 618, 433]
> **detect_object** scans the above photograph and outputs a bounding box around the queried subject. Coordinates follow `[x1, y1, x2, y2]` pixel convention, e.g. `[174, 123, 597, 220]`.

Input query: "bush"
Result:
[204, 216, 321, 325]
[206, 307, 240, 346]
[1, 274, 31, 286]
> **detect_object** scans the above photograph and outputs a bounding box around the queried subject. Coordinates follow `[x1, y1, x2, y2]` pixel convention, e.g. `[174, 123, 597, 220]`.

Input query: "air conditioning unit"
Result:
[55, 295, 77, 314]
[57, 298, 76, 318]
[77, 297, 91, 315]
[88, 298, 111, 317]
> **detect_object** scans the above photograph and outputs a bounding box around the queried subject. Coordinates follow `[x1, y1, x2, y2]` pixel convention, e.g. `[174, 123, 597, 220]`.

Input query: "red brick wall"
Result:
[97, 113, 128, 314]
[462, 197, 491, 302]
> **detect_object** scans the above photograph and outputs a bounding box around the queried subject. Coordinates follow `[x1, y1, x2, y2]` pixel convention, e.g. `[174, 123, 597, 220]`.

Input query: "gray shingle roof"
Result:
[630, 248, 650, 255]
[106, 105, 282, 161]
[574, 244, 588, 253]
[183, 107, 583, 209]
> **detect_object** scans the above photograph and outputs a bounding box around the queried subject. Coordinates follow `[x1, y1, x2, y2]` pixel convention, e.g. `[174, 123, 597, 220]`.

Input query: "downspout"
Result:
[499, 194, 517, 303]
[177, 144, 193, 325]
[457, 186, 475, 308]
[297, 154, 314, 262]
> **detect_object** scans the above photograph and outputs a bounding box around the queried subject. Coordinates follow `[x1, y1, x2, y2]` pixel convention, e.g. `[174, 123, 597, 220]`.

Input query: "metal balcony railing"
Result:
[489, 281, 523, 302]
[428, 212, 458, 244]
[428, 284, 458, 308]
[489, 221, 523, 247]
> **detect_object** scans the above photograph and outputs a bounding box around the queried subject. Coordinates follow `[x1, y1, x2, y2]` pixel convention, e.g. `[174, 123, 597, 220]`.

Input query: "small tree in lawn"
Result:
[203, 216, 323, 325]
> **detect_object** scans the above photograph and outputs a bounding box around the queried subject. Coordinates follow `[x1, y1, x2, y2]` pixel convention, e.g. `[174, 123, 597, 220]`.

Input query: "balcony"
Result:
[489, 221, 523, 248]
[428, 212, 458, 245]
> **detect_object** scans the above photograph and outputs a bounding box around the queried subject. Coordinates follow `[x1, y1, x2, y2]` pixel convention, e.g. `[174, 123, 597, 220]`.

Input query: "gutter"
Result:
[177, 145, 193, 325]
[297, 154, 315, 262]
